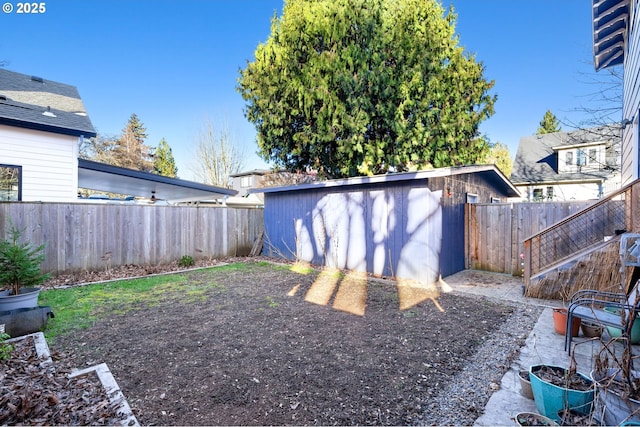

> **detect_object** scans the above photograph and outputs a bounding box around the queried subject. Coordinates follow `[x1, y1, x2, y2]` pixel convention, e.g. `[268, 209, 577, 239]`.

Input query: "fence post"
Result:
[523, 238, 532, 290]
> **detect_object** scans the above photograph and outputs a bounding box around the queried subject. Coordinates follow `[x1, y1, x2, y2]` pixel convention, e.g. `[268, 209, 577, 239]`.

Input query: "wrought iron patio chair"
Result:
[565, 285, 640, 355]
[564, 233, 640, 355]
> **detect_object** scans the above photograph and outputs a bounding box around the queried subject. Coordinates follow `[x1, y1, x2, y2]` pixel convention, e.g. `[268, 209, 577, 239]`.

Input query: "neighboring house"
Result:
[228, 168, 320, 207]
[251, 165, 520, 288]
[230, 169, 270, 196]
[0, 68, 97, 201]
[0, 68, 236, 203]
[227, 169, 268, 207]
[511, 125, 622, 201]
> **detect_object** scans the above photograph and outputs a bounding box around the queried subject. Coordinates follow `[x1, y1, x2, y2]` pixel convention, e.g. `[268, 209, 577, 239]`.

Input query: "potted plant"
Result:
[529, 364, 594, 422]
[553, 307, 581, 336]
[0, 225, 50, 312]
[553, 287, 581, 337]
[580, 320, 603, 338]
[514, 412, 558, 426]
[601, 306, 640, 343]
[519, 369, 534, 400]
[590, 292, 640, 426]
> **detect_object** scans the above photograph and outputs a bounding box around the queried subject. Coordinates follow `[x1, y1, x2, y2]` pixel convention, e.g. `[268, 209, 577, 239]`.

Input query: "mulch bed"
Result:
[0, 335, 127, 425]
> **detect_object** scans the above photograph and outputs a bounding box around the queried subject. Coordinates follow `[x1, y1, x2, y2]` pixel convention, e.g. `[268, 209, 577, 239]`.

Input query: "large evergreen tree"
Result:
[153, 138, 178, 177]
[238, 0, 495, 179]
[536, 110, 561, 135]
[112, 113, 153, 171]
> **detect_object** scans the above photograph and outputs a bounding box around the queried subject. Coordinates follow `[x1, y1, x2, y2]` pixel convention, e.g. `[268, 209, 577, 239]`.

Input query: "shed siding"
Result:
[264, 181, 444, 284]
[262, 170, 509, 283]
[0, 125, 79, 201]
[264, 179, 497, 283]
[622, 0, 640, 184]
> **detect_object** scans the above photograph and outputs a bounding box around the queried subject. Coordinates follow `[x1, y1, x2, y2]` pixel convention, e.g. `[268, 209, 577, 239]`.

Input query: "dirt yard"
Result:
[49, 260, 520, 426]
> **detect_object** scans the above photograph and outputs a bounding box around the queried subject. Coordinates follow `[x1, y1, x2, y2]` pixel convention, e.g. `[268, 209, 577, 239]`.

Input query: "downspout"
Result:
[598, 180, 604, 199]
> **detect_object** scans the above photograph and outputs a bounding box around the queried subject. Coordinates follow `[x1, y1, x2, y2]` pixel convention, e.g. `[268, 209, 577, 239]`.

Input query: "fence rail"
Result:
[0, 202, 264, 275]
[522, 179, 640, 286]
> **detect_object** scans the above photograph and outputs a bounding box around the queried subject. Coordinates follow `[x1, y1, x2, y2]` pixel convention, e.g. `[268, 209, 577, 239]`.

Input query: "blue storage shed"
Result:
[252, 165, 519, 286]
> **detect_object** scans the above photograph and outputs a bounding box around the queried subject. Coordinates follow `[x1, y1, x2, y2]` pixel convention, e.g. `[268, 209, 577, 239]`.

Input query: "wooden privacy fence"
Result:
[522, 178, 640, 287]
[0, 202, 264, 275]
[466, 201, 594, 275]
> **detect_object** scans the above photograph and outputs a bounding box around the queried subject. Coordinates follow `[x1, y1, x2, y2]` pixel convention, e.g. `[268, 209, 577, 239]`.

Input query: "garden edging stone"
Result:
[70, 363, 139, 426]
[5, 332, 138, 426]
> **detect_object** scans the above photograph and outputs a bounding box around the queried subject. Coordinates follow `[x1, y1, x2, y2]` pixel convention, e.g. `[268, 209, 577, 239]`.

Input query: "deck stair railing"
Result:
[523, 178, 640, 287]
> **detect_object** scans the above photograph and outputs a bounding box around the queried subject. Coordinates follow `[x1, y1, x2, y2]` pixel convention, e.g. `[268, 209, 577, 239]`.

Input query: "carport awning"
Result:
[78, 158, 237, 203]
[593, 0, 629, 71]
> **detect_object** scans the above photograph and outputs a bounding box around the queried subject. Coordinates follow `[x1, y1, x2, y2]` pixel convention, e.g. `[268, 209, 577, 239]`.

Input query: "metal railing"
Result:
[523, 179, 640, 287]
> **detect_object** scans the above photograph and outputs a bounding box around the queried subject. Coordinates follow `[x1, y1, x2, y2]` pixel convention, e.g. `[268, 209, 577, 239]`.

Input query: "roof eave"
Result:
[0, 116, 97, 138]
[78, 158, 238, 202]
[593, 0, 629, 71]
[251, 165, 521, 198]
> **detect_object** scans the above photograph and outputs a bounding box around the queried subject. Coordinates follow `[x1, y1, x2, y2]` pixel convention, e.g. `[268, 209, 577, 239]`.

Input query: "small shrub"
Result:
[0, 332, 14, 361]
[0, 225, 51, 295]
[178, 255, 195, 268]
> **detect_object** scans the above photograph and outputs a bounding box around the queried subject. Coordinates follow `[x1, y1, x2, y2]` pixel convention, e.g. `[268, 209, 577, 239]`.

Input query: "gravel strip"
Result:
[418, 301, 543, 426]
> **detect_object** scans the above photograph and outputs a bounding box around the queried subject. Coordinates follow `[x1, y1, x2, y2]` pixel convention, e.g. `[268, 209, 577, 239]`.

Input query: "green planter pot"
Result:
[529, 365, 594, 422]
[603, 307, 640, 344]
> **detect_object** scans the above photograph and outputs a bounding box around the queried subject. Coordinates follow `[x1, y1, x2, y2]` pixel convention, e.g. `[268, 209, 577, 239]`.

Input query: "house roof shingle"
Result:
[0, 68, 96, 137]
[510, 125, 620, 185]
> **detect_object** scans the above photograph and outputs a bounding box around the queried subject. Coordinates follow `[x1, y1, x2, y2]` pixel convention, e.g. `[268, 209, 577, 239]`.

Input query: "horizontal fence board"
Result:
[0, 202, 263, 275]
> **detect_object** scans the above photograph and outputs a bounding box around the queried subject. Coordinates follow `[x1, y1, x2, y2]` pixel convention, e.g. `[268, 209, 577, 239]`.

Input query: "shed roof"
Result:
[250, 164, 520, 197]
[593, 0, 629, 71]
[0, 69, 96, 137]
[78, 159, 237, 203]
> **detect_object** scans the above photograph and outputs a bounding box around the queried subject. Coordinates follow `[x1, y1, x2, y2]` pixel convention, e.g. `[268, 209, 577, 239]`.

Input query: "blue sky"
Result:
[1, 0, 614, 180]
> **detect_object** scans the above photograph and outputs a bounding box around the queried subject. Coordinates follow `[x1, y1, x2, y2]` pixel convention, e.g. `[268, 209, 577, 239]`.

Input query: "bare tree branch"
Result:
[192, 119, 246, 188]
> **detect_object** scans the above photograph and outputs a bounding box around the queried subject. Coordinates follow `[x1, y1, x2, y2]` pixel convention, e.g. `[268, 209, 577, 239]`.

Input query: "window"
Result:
[533, 188, 543, 201]
[466, 193, 478, 203]
[588, 148, 597, 165]
[0, 165, 21, 201]
[546, 187, 554, 200]
[240, 176, 252, 188]
[491, 197, 501, 203]
[577, 149, 586, 166]
[565, 152, 573, 166]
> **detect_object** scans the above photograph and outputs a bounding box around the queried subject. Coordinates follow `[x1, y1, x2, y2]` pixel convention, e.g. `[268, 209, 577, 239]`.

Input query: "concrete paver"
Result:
[440, 270, 602, 426]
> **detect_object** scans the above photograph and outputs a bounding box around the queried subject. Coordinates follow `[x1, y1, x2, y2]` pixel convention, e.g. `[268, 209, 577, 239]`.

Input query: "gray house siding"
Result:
[260, 167, 517, 284]
[622, 1, 640, 183]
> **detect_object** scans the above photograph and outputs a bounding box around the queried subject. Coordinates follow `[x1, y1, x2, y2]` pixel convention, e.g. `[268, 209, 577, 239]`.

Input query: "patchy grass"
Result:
[39, 264, 245, 341]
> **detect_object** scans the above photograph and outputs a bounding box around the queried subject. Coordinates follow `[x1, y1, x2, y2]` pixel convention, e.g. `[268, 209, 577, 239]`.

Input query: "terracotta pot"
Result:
[552, 307, 580, 336]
